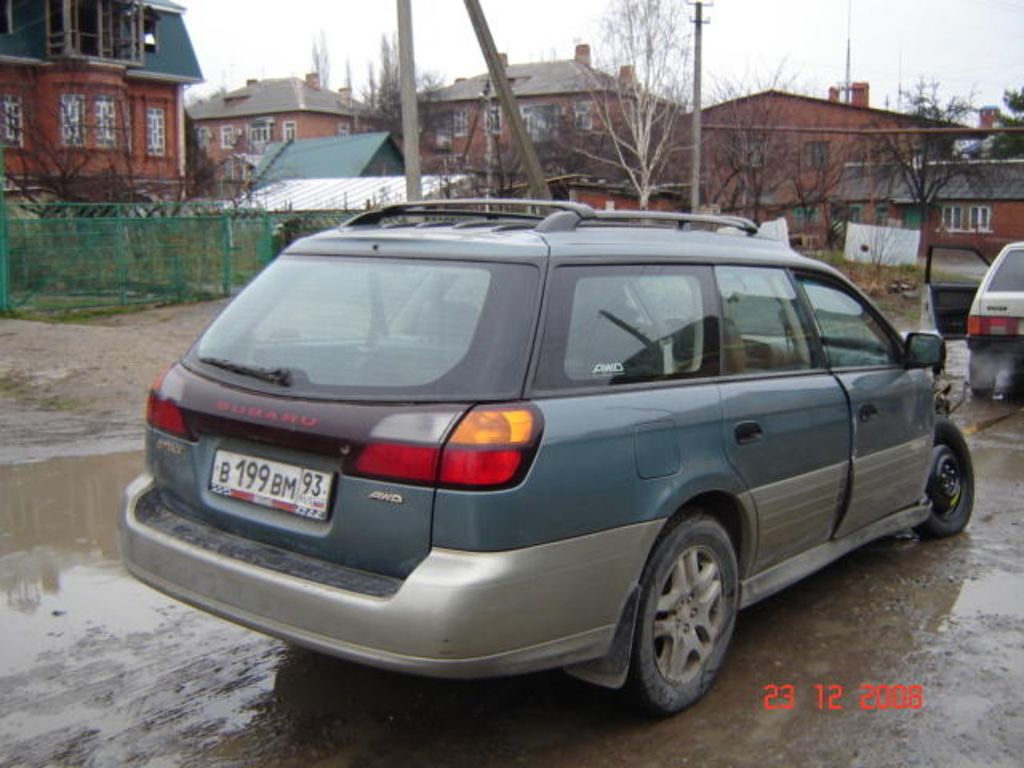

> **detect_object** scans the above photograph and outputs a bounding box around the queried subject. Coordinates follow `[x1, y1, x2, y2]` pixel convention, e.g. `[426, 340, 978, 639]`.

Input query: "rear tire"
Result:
[626, 513, 738, 716]
[916, 417, 974, 538]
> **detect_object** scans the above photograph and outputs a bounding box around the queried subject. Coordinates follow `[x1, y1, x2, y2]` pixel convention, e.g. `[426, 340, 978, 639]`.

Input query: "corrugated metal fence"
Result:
[0, 201, 352, 312]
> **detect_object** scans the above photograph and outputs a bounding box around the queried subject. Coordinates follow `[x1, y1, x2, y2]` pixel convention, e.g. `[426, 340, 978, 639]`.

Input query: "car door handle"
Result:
[734, 421, 763, 445]
[858, 403, 879, 423]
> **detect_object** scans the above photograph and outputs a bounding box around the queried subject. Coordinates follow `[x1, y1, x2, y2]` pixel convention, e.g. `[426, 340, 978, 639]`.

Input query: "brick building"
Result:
[422, 44, 626, 192]
[700, 86, 934, 246]
[0, 0, 202, 201]
[188, 74, 371, 189]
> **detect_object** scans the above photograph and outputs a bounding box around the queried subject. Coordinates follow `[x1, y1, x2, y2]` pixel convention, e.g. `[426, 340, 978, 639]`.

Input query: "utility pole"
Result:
[463, 0, 551, 199]
[397, 0, 422, 201]
[688, 1, 710, 213]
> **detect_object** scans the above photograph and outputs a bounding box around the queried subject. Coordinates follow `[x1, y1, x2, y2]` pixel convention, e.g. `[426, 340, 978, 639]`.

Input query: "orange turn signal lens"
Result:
[448, 408, 535, 446]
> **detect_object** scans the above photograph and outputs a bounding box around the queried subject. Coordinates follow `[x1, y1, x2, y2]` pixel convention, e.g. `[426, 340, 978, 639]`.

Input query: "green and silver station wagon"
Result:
[120, 199, 972, 715]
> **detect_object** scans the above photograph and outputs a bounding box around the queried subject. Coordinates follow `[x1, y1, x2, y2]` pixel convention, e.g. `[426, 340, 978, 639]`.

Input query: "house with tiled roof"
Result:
[421, 43, 622, 184]
[188, 74, 373, 188]
[0, 0, 202, 200]
[837, 159, 1024, 259]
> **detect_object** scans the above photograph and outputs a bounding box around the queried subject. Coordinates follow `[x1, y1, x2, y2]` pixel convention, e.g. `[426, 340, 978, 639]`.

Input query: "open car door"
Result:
[923, 245, 991, 338]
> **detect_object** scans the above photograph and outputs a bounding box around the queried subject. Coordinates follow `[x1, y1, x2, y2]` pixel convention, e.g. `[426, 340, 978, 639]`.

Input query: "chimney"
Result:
[575, 43, 591, 67]
[498, 52, 508, 68]
[828, 86, 840, 103]
[979, 106, 999, 129]
[850, 82, 869, 108]
[619, 64, 635, 83]
[455, 77, 466, 83]
[246, 78, 258, 87]
[338, 86, 352, 106]
[305, 72, 321, 90]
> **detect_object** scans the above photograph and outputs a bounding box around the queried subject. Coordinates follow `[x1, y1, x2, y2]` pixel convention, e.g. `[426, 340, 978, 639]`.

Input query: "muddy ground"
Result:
[1, 301, 1023, 767]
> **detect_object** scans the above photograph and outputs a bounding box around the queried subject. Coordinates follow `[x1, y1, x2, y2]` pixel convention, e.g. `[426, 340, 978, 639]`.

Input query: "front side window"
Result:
[536, 265, 717, 390]
[798, 277, 899, 368]
[60, 94, 84, 146]
[1, 94, 21, 146]
[192, 257, 540, 401]
[715, 266, 814, 374]
[146, 107, 165, 155]
[95, 96, 116, 147]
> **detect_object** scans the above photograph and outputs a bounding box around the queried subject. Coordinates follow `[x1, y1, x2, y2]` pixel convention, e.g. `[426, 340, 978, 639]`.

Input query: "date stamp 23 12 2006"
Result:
[762, 684, 924, 711]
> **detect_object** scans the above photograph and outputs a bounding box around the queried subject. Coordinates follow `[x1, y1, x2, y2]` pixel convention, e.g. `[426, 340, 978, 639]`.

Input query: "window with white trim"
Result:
[220, 124, 236, 149]
[95, 96, 116, 147]
[248, 120, 271, 150]
[573, 100, 593, 131]
[60, 94, 85, 146]
[521, 103, 557, 142]
[453, 109, 468, 137]
[970, 205, 992, 232]
[196, 126, 211, 150]
[486, 104, 501, 135]
[338, 122, 350, 137]
[941, 205, 963, 231]
[1, 94, 22, 146]
[283, 121, 296, 142]
[146, 107, 165, 156]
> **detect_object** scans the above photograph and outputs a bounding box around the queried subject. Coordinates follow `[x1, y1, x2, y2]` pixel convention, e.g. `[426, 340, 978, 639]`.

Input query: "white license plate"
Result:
[209, 450, 333, 521]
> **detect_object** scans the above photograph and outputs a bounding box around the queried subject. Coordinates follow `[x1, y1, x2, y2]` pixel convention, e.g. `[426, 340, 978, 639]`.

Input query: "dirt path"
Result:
[0, 301, 227, 464]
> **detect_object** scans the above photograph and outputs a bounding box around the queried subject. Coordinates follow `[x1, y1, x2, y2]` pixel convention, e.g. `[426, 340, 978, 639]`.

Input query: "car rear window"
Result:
[988, 249, 1024, 292]
[189, 255, 539, 401]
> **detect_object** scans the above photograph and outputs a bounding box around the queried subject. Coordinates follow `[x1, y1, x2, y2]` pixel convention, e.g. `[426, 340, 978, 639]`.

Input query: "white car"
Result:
[967, 242, 1024, 395]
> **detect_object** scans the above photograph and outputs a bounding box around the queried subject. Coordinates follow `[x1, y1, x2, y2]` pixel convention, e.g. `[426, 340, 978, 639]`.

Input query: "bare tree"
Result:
[585, 0, 691, 209]
[311, 29, 331, 90]
[871, 79, 975, 254]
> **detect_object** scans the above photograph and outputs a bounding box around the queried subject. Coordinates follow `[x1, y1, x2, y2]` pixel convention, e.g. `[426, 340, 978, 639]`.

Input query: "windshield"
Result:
[190, 255, 540, 401]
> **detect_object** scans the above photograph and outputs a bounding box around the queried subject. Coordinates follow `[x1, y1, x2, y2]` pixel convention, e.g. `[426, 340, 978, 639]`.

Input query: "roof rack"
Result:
[344, 197, 760, 237]
[344, 198, 594, 227]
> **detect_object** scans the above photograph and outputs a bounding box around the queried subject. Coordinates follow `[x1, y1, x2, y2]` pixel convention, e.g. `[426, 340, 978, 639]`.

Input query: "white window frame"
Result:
[60, 94, 85, 146]
[969, 205, 992, 232]
[220, 124, 235, 149]
[338, 122, 350, 137]
[196, 126, 211, 150]
[486, 104, 501, 135]
[942, 204, 964, 232]
[95, 96, 116, 147]
[1, 94, 22, 146]
[283, 120, 296, 142]
[248, 120, 271, 149]
[452, 109, 468, 137]
[573, 100, 593, 131]
[146, 106, 165, 156]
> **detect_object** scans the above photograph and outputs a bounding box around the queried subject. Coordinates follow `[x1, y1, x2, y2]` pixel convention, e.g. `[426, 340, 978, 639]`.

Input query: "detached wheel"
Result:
[916, 417, 974, 538]
[627, 514, 738, 716]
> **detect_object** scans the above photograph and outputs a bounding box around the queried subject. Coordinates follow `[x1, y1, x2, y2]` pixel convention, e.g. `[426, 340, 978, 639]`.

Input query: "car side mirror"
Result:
[904, 332, 945, 373]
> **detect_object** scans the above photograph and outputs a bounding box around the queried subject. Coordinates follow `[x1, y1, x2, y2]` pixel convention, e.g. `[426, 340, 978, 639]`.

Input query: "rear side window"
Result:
[191, 255, 539, 401]
[535, 265, 718, 390]
[988, 249, 1024, 292]
[715, 266, 814, 374]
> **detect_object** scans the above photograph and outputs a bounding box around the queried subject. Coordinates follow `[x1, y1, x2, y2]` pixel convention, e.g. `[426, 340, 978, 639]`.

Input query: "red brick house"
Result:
[188, 75, 371, 189]
[422, 44, 627, 192]
[0, 0, 202, 201]
[700, 86, 935, 245]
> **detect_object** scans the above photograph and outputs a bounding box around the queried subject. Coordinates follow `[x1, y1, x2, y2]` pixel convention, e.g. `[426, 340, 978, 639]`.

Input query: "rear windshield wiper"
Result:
[199, 357, 293, 387]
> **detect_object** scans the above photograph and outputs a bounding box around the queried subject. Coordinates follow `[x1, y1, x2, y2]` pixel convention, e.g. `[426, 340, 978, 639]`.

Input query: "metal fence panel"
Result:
[0, 202, 353, 312]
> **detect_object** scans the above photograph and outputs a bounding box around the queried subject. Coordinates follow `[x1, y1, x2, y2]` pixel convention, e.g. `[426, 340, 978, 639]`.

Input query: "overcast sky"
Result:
[176, 0, 1023, 115]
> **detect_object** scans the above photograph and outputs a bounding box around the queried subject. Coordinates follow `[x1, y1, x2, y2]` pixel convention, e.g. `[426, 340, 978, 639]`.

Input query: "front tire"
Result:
[916, 417, 974, 538]
[627, 514, 738, 716]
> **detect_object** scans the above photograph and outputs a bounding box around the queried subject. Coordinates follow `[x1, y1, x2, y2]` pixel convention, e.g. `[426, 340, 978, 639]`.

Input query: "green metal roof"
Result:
[253, 134, 405, 186]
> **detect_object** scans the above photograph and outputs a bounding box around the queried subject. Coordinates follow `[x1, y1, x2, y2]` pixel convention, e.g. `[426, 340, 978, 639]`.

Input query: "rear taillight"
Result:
[146, 368, 194, 440]
[351, 405, 543, 489]
[439, 407, 540, 488]
[968, 315, 1021, 336]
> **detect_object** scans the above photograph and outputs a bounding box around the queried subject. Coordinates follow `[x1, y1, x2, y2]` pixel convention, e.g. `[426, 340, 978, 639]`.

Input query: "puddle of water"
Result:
[950, 571, 1024, 620]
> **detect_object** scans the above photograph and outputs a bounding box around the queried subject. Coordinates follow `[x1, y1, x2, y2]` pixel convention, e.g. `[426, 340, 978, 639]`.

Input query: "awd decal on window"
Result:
[592, 362, 625, 376]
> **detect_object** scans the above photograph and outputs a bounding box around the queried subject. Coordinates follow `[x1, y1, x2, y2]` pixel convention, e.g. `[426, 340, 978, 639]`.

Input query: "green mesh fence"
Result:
[0, 202, 353, 312]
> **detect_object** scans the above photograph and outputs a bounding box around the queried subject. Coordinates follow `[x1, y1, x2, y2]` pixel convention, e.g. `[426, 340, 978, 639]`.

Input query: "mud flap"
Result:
[562, 585, 639, 689]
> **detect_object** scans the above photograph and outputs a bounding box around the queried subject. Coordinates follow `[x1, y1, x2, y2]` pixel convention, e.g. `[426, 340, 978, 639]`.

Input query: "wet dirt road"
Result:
[1, 405, 1022, 767]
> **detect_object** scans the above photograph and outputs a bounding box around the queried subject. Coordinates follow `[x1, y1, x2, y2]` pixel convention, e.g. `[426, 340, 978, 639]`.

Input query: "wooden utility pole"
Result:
[689, 1, 710, 213]
[463, 0, 551, 199]
[397, 0, 422, 200]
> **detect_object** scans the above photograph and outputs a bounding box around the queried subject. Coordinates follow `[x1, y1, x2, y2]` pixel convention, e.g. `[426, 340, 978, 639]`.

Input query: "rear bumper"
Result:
[120, 474, 661, 678]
